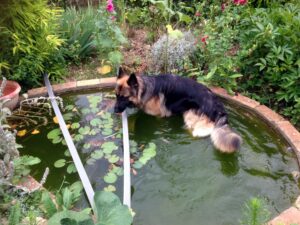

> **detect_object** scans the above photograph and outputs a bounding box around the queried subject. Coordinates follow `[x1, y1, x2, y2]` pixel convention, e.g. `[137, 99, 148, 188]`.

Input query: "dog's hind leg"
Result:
[183, 110, 215, 137]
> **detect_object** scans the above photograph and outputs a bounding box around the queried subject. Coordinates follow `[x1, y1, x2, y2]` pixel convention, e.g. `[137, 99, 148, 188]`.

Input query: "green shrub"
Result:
[238, 2, 300, 125]
[0, 0, 65, 89]
[189, 3, 243, 93]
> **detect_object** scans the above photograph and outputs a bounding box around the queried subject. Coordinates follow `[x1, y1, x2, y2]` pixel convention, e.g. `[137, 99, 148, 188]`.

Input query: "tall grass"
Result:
[59, 5, 101, 64]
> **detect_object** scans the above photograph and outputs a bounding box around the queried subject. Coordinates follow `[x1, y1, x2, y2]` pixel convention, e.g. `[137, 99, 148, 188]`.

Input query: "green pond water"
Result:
[18, 91, 300, 225]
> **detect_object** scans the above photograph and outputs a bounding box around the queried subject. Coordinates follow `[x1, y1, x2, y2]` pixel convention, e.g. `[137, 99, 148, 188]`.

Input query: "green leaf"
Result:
[8, 201, 21, 225]
[108, 51, 123, 66]
[52, 136, 63, 144]
[108, 155, 120, 164]
[103, 185, 116, 192]
[94, 191, 133, 225]
[91, 150, 104, 160]
[74, 134, 84, 142]
[67, 163, 77, 174]
[65, 105, 75, 111]
[48, 210, 93, 225]
[54, 159, 66, 168]
[103, 172, 117, 184]
[90, 118, 102, 127]
[63, 113, 74, 121]
[71, 122, 80, 129]
[47, 128, 61, 140]
[102, 128, 113, 136]
[41, 192, 57, 218]
[101, 142, 118, 154]
[79, 126, 91, 135]
[86, 158, 96, 165]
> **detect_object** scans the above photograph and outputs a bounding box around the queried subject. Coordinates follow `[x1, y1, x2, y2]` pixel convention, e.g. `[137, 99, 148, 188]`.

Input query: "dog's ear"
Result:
[117, 67, 125, 78]
[127, 73, 138, 88]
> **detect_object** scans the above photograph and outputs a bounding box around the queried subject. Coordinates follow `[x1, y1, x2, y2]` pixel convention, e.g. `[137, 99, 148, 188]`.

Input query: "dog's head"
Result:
[114, 68, 139, 113]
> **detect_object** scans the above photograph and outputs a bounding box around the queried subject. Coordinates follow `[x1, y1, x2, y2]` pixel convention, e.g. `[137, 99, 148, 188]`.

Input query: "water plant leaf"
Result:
[54, 159, 66, 168]
[90, 118, 102, 127]
[102, 142, 118, 154]
[71, 122, 80, 129]
[31, 129, 40, 135]
[132, 161, 143, 169]
[47, 128, 61, 140]
[52, 136, 63, 144]
[67, 164, 77, 174]
[103, 172, 117, 184]
[65, 105, 75, 111]
[102, 128, 113, 136]
[91, 150, 104, 160]
[138, 143, 157, 165]
[63, 113, 74, 121]
[81, 108, 91, 115]
[83, 143, 91, 149]
[64, 150, 71, 157]
[104, 185, 116, 192]
[108, 155, 120, 164]
[94, 191, 133, 225]
[74, 134, 83, 142]
[78, 126, 90, 135]
[111, 166, 123, 176]
[86, 158, 96, 165]
[17, 129, 27, 137]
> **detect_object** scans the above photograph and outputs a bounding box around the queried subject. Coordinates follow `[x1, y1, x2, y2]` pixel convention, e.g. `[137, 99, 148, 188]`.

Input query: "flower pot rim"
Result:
[0, 80, 21, 100]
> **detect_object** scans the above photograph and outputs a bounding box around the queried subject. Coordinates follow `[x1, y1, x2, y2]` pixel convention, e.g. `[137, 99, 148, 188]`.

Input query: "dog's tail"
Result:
[211, 118, 242, 153]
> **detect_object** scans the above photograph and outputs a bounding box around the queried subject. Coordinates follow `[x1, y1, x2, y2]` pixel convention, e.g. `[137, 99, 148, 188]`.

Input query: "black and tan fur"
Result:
[114, 68, 242, 153]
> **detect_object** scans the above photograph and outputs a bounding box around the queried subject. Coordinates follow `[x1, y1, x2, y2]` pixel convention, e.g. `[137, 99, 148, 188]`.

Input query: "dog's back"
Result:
[148, 75, 242, 153]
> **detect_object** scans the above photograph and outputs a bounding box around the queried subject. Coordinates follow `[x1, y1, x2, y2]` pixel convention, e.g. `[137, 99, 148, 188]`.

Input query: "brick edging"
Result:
[25, 78, 300, 224]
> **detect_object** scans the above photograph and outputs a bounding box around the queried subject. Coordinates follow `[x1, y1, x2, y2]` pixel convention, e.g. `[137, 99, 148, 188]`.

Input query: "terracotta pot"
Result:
[0, 80, 21, 110]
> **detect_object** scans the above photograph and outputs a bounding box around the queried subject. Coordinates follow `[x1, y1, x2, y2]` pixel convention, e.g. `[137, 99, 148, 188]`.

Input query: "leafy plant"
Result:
[238, 2, 300, 125]
[59, 6, 101, 65]
[95, 3, 127, 66]
[41, 181, 83, 218]
[48, 191, 133, 225]
[0, 0, 65, 89]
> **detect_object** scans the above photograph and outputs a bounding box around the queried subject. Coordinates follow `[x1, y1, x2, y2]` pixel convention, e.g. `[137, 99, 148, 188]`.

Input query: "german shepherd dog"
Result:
[114, 68, 242, 153]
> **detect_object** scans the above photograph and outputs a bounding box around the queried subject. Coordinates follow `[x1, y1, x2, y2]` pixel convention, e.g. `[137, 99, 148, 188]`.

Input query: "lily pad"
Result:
[67, 163, 77, 174]
[86, 158, 96, 165]
[102, 128, 113, 136]
[65, 105, 74, 111]
[103, 172, 117, 184]
[90, 118, 102, 127]
[74, 134, 83, 142]
[102, 142, 118, 154]
[47, 128, 61, 140]
[104, 185, 116, 192]
[54, 159, 66, 168]
[108, 155, 120, 164]
[78, 126, 90, 135]
[91, 150, 104, 160]
[71, 122, 80, 129]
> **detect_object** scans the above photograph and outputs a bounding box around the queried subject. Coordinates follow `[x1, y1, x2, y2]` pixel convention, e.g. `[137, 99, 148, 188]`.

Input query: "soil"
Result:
[65, 28, 152, 81]
[120, 28, 152, 75]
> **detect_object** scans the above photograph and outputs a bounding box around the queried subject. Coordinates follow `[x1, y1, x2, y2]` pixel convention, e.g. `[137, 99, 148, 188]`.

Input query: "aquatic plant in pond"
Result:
[14, 92, 157, 191]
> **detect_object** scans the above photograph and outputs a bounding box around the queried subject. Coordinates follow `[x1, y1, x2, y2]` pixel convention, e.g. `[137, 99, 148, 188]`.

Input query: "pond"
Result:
[17, 90, 300, 225]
